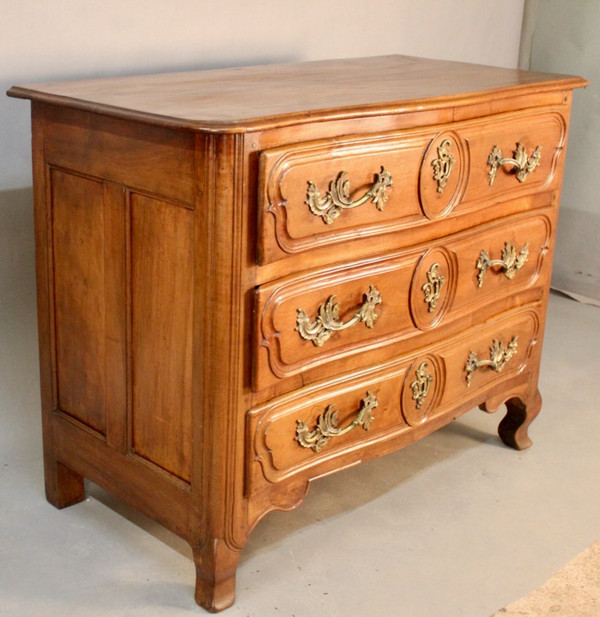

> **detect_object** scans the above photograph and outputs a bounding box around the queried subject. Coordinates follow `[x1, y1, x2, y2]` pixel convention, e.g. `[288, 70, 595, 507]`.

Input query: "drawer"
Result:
[253, 211, 552, 391]
[457, 108, 566, 210]
[247, 302, 541, 492]
[257, 130, 435, 264]
[409, 211, 552, 331]
[257, 108, 566, 264]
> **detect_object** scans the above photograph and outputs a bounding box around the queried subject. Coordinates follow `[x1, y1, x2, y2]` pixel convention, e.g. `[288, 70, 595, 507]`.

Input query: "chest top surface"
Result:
[7, 55, 587, 132]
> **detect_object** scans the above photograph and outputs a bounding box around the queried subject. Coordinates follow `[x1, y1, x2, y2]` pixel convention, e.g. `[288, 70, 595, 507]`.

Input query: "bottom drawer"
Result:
[246, 302, 542, 494]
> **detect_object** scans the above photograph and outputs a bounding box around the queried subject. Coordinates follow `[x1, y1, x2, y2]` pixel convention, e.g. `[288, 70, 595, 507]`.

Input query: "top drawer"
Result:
[257, 108, 567, 264]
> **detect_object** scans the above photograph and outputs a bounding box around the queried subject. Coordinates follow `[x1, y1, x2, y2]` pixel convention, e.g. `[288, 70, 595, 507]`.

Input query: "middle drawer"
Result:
[253, 211, 551, 392]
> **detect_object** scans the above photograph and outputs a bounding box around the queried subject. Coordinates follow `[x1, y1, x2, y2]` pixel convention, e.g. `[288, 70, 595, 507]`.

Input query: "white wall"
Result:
[526, 1, 598, 301]
[1, 0, 524, 191]
[0, 1, 524, 316]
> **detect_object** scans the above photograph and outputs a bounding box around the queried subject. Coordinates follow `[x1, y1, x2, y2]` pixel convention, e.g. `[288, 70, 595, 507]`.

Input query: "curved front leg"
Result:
[480, 387, 542, 450]
[498, 389, 542, 450]
[192, 539, 240, 613]
[497, 389, 542, 450]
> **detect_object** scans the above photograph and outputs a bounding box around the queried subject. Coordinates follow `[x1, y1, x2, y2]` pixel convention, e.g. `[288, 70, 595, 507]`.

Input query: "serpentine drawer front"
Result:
[258, 108, 565, 264]
[7, 55, 587, 612]
[253, 211, 551, 392]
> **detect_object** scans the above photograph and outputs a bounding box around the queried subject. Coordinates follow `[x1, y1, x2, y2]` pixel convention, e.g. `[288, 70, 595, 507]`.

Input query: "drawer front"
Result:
[247, 303, 541, 491]
[254, 211, 552, 391]
[458, 108, 566, 209]
[257, 108, 565, 264]
[258, 130, 434, 264]
[409, 211, 552, 331]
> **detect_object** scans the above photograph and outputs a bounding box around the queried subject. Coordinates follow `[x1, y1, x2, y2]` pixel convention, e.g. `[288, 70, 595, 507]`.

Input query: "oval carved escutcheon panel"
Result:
[418, 131, 469, 220]
[409, 246, 458, 331]
[401, 354, 445, 427]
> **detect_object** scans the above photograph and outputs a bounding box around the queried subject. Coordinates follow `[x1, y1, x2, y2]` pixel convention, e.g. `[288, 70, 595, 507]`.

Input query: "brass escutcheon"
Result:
[422, 262, 446, 312]
[431, 139, 456, 193]
[410, 362, 434, 409]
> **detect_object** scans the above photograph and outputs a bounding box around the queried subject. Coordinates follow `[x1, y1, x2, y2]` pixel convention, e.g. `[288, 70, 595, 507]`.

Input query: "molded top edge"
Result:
[7, 55, 588, 133]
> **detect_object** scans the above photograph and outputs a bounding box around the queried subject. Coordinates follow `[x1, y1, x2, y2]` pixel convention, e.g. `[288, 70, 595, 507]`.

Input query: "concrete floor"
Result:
[1, 291, 599, 617]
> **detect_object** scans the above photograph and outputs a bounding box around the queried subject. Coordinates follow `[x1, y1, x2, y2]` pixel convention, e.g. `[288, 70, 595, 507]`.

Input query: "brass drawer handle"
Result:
[476, 241, 529, 288]
[422, 262, 446, 312]
[487, 143, 542, 185]
[431, 139, 456, 193]
[465, 336, 518, 387]
[306, 166, 393, 224]
[296, 285, 382, 347]
[295, 392, 378, 453]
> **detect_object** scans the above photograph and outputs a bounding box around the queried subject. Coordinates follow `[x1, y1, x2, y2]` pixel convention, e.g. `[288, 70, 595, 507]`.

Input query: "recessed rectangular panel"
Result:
[130, 193, 193, 482]
[51, 169, 106, 433]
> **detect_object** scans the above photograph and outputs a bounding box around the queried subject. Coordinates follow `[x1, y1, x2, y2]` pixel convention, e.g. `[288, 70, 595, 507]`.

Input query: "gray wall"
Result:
[525, 0, 598, 301]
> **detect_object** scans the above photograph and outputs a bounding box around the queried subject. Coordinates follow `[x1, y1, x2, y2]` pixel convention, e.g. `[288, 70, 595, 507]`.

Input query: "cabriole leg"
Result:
[497, 388, 542, 450]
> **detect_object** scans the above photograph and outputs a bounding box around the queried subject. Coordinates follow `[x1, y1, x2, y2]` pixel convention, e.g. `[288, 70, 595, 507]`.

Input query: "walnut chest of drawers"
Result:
[8, 55, 587, 611]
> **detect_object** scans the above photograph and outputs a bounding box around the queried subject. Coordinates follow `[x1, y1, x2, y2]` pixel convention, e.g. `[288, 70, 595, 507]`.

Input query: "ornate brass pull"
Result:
[487, 143, 542, 185]
[306, 166, 393, 224]
[465, 336, 518, 387]
[296, 285, 382, 347]
[431, 139, 456, 193]
[422, 262, 446, 312]
[476, 241, 529, 288]
[295, 392, 378, 453]
[411, 362, 433, 409]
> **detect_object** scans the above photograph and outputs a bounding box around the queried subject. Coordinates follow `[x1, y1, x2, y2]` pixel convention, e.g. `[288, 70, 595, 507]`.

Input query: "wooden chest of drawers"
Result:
[8, 55, 587, 611]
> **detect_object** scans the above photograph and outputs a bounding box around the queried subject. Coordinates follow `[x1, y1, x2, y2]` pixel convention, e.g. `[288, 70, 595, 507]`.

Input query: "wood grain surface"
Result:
[9, 55, 587, 611]
[8, 55, 587, 131]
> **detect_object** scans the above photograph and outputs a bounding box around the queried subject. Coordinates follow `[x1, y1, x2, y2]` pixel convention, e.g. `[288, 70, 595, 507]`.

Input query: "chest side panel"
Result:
[39, 104, 196, 483]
